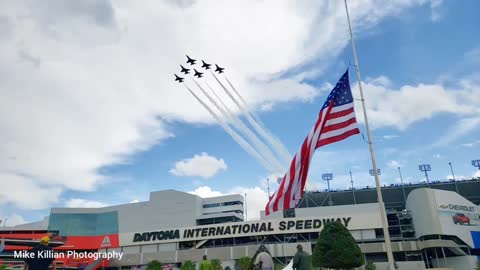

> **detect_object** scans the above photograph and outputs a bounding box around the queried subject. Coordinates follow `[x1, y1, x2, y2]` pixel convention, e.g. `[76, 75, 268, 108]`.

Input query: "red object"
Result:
[452, 213, 470, 225]
[265, 70, 360, 215]
[54, 234, 119, 250]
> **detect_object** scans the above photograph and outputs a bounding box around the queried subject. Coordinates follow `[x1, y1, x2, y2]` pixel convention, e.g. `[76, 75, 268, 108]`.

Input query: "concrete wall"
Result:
[432, 255, 477, 269]
[406, 188, 443, 237]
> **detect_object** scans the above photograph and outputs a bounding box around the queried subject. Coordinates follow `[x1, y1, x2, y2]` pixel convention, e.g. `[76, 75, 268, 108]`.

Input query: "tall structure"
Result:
[418, 164, 432, 187]
[322, 173, 333, 206]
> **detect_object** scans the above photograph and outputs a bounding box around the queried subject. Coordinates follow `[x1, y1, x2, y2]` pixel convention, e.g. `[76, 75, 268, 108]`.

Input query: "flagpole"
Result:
[344, 0, 395, 269]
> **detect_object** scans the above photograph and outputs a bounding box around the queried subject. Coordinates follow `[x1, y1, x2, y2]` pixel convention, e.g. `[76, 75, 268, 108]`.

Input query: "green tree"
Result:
[238, 257, 251, 270]
[274, 263, 283, 270]
[475, 260, 480, 270]
[211, 259, 222, 270]
[312, 221, 365, 269]
[181, 260, 196, 270]
[365, 261, 376, 270]
[224, 266, 232, 270]
[0, 265, 7, 270]
[147, 260, 163, 270]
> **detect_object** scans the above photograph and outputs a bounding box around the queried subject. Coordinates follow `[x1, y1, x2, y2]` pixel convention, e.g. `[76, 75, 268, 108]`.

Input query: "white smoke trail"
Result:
[210, 71, 291, 166]
[192, 78, 284, 173]
[183, 83, 277, 173]
[205, 80, 286, 173]
[224, 76, 292, 162]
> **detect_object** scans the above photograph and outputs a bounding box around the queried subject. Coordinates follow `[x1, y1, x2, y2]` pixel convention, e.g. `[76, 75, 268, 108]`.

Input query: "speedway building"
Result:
[1, 178, 480, 270]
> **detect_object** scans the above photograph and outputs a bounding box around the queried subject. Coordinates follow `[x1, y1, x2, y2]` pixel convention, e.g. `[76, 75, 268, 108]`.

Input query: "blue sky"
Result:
[0, 0, 479, 224]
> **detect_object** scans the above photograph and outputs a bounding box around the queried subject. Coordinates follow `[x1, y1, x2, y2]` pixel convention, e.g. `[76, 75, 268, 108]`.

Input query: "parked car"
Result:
[452, 213, 470, 225]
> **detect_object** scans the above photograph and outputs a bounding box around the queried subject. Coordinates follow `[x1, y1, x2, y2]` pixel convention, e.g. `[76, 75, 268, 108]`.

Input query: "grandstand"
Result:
[298, 177, 480, 210]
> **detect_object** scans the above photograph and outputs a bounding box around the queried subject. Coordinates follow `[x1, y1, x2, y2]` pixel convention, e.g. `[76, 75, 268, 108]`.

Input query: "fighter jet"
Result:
[201, 60, 211, 70]
[186, 55, 196, 65]
[174, 74, 184, 83]
[215, 64, 225, 74]
[194, 69, 203, 78]
[180, 65, 190, 74]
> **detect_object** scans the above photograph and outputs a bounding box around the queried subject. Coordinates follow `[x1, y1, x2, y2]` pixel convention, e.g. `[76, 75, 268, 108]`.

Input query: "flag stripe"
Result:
[322, 117, 357, 133]
[317, 128, 360, 148]
[320, 122, 359, 139]
[329, 103, 354, 113]
[326, 107, 355, 120]
[324, 111, 356, 125]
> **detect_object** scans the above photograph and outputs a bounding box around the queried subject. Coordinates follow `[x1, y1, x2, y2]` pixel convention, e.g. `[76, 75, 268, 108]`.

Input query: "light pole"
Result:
[397, 167, 407, 203]
[448, 162, 459, 193]
[418, 164, 431, 187]
[322, 173, 333, 206]
[369, 168, 381, 176]
[350, 171, 356, 204]
[244, 193, 247, 221]
[267, 178, 270, 198]
[472, 159, 480, 171]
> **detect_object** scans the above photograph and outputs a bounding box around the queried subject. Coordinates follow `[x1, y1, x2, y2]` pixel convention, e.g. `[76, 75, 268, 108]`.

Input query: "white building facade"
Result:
[3, 188, 480, 270]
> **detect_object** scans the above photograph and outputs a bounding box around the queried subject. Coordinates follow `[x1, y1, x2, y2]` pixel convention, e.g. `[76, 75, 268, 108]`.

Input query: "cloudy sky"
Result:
[0, 0, 479, 225]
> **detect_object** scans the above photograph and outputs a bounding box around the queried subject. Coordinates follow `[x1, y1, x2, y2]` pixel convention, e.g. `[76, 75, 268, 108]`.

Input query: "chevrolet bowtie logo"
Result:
[439, 203, 449, 209]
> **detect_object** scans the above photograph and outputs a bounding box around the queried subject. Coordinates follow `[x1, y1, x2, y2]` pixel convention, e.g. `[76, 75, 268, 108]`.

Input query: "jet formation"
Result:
[174, 55, 225, 83]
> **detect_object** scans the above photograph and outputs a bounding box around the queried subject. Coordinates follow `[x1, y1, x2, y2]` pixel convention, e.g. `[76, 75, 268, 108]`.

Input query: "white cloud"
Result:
[474, 170, 480, 178]
[0, 213, 27, 227]
[0, 0, 438, 210]
[387, 160, 402, 169]
[130, 199, 140, 203]
[189, 186, 224, 198]
[170, 152, 227, 179]
[382, 135, 399, 140]
[433, 117, 480, 147]
[65, 198, 108, 208]
[0, 173, 62, 209]
[433, 154, 443, 159]
[353, 77, 479, 130]
[305, 181, 321, 191]
[446, 175, 467, 180]
[461, 140, 480, 147]
[430, 0, 443, 22]
[231, 186, 268, 221]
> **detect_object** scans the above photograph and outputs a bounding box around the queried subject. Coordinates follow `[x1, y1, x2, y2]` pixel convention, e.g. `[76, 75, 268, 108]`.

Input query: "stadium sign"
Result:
[438, 203, 475, 212]
[132, 217, 352, 243]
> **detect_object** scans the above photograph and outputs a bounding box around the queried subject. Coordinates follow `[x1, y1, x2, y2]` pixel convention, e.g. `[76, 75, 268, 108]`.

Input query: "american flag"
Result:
[265, 69, 360, 215]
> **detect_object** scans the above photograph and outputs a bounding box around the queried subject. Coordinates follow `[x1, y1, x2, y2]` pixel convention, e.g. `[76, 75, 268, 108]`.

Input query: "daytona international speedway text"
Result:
[133, 217, 352, 242]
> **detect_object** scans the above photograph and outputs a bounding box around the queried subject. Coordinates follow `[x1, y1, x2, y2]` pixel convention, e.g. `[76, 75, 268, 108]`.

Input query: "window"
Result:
[203, 203, 221, 208]
[222, 201, 243, 206]
[48, 212, 118, 236]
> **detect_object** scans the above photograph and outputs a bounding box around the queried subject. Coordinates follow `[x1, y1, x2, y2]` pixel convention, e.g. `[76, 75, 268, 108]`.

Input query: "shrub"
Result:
[211, 259, 222, 270]
[146, 260, 163, 270]
[181, 260, 196, 270]
[312, 221, 365, 269]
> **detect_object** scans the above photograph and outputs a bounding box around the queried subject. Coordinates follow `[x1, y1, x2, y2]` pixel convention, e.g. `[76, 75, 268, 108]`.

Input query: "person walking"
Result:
[253, 245, 274, 270]
[292, 244, 310, 270]
[199, 255, 212, 270]
[24, 236, 56, 270]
